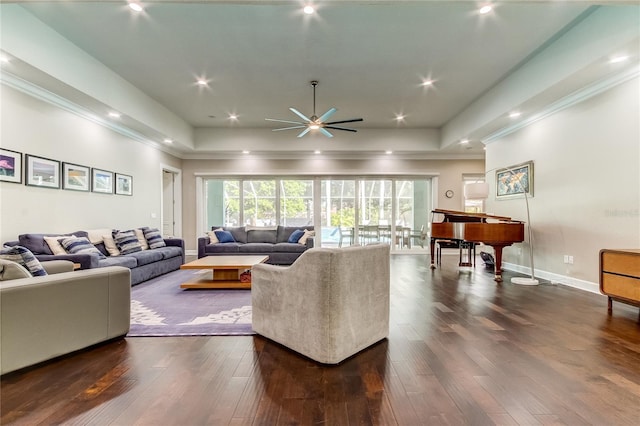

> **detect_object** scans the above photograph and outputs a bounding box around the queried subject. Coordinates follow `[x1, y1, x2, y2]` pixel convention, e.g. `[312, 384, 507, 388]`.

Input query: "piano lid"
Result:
[431, 209, 521, 223]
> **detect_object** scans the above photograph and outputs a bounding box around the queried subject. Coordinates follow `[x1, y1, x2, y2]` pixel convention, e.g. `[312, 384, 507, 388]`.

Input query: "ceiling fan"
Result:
[265, 80, 363, 138]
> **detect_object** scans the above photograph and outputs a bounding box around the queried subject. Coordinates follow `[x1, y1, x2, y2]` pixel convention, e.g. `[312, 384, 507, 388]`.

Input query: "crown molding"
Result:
[483, 64, 640, 144]
[0, 70, 185, 158]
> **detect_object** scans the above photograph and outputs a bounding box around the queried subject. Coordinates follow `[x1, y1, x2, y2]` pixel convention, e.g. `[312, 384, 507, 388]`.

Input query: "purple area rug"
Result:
[128, 269, 254, 337]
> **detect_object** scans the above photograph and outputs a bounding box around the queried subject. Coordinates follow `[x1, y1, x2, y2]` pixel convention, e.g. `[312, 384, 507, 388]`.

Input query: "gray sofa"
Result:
[197, 225, 314, 265]
[0, 259, 131, 375]
[4, 230, 185, 286]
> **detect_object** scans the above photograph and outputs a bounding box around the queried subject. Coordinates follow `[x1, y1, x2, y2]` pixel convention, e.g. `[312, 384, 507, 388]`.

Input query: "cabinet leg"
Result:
[607, 297, 612, 315]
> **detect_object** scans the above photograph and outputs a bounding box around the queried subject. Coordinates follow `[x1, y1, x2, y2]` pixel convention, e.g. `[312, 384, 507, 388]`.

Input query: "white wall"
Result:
[485, 76, 640, 291]
[0, 85, 182, 243]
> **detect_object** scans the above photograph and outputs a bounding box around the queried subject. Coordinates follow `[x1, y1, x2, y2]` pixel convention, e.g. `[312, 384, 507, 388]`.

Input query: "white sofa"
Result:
[0, 259, 131, 375]
[251, 244, 390, 364]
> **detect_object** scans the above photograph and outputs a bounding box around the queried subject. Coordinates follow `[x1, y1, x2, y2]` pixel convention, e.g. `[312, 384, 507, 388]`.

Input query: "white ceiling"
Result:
[3, 1, 638, 158]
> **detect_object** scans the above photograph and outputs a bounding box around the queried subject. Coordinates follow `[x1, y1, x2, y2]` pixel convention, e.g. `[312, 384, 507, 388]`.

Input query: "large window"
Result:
[204, 177, 432, 251]
[280, 180, 314, 227]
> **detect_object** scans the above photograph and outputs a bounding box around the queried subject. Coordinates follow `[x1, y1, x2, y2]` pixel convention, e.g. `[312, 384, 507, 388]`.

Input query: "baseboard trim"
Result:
[502, 262, 601, 294]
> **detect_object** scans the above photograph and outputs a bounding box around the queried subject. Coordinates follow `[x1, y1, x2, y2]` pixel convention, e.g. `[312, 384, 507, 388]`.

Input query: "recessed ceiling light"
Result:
[610, 55, 629, 64]
[509, 111, 521, 119]
[108, 112, 121, 118]
[460, 138, 469, 144]
[196, 78, 208, 87]
[395, 114, 405, 121]
[479, 5, 493, 14]
[128, 2, 143, 12]
[242, 150, 250, 154]
[385, 150, 393, 155]
[229, 114, 238, 120]
[303, 5, 315, 15]
[421, 79, 434, 87]
[314, 150, 321, 155]
[164, 138, 173, 144]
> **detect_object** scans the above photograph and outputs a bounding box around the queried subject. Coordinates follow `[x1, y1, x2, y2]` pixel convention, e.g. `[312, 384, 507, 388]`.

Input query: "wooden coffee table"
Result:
[179, 255, 269, 289]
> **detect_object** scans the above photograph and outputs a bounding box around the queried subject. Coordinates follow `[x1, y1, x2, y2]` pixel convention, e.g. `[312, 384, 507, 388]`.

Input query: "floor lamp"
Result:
[464, 178, 539, 286]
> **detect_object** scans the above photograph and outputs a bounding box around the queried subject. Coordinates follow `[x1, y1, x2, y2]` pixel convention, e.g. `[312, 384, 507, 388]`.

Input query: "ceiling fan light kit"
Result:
[265, 81, 363, 138]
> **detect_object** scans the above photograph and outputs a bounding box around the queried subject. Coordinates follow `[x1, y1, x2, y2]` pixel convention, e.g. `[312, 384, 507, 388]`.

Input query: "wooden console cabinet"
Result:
[599, 249, 640, 319]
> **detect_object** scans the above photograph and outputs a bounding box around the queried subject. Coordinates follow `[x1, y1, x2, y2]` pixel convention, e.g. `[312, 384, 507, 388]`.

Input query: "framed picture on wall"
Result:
[115, 173, 133, 196]
[92, 168, 113, 194]
[25, 154, 60, 189]
[0, 148, 23, 184]
[496, 161, 534, 199]
[62, 162, 90, 191]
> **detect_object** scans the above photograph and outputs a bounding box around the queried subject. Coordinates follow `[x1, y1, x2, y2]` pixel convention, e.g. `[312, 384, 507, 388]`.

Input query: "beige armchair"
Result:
[251, 244, 390, 364]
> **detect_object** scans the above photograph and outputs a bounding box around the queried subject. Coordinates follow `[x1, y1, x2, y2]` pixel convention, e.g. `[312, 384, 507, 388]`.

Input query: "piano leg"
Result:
[429, 238, 436, 269]
[493, 245, 506, 282]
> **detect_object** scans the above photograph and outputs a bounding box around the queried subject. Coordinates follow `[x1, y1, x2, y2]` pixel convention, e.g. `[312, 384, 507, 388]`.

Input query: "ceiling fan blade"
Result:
[320, 128, 334, 138]
[272, 125, 307, 132]
[325, 118, 364, 125]
[265, 118, 305, 125]
[318, 107, 337, 123]
[324, 126, 357, 133]
[297, 127, 312, 138]
[290, 108, 311, 122]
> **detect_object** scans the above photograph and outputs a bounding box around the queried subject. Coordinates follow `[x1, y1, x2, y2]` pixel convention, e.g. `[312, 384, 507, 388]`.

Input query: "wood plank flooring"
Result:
[2, 255, 640, 425]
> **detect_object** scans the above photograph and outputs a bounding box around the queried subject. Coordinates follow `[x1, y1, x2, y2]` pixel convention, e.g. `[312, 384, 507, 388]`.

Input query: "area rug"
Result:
[128, 269, 254, 337]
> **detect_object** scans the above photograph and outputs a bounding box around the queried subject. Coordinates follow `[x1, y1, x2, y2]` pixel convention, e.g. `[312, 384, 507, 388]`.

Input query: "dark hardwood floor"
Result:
[2, 254, 640, 425]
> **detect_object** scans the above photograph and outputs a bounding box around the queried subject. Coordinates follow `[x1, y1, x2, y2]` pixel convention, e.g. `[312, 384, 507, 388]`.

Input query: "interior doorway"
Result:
[161, 165, 182, 238]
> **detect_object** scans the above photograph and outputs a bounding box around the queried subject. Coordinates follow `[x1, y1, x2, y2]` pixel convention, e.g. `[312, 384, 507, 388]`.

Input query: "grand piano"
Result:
[429, 209, 525, 282]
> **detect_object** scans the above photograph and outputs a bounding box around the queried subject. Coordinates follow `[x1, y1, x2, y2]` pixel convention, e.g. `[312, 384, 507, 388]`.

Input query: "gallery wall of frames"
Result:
[0, 148, 133, 196]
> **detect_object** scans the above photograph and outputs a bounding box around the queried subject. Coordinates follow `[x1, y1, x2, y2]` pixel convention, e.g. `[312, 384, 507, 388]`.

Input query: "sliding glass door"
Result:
[204, 177, 432, 250]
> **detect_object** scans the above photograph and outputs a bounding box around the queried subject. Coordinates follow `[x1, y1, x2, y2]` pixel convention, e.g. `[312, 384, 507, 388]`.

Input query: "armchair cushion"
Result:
[0, 259, 32, 280]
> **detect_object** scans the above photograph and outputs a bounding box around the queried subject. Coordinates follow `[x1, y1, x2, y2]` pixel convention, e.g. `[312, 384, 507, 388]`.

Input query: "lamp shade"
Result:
[464, 182, 490, 200]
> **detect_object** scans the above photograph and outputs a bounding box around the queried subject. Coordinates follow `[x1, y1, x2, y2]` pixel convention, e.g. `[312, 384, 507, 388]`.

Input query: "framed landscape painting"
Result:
[92, 168, 113, 194]
[115, 173, 133, 196]
[63, 162, 90, 191]
[496, 161, 534, 199]
[26, 154, 60, 189]
[0, 148, 22, 184]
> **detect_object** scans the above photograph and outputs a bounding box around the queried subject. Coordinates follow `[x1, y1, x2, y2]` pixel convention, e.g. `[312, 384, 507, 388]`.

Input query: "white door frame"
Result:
[160, 164, 182, 238]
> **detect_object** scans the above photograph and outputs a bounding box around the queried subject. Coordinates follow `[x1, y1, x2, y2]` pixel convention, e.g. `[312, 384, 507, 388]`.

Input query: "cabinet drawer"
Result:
[601, 273, 640, 303]
[601, 250, 640, 278]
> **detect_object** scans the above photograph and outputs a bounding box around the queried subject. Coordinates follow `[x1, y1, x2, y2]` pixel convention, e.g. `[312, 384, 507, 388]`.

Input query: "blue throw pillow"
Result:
[113, 230, 143, 255]
[0, 245, 47, 277]
[288, 229, 305, 243]
[143, 227, 166, 249]
[214, 230, 236, 243]
[60, 236, 106, 259]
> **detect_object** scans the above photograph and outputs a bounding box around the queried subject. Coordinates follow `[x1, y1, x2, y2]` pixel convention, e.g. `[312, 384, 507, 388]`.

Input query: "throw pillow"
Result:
[298, 229, 315, 245]
[288, 229, 305, 243]
[44, 235, 75, 255]
[60, 236, 106, 259]
[134, 228, 150, 250]
[113, 230, 142, 255]
[102, 234, 120, 256]
[214, 230, 236, 243]
[206, 228, 224, 244]
[0, 245, 47, 277]
[143, 228, 166, 249]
